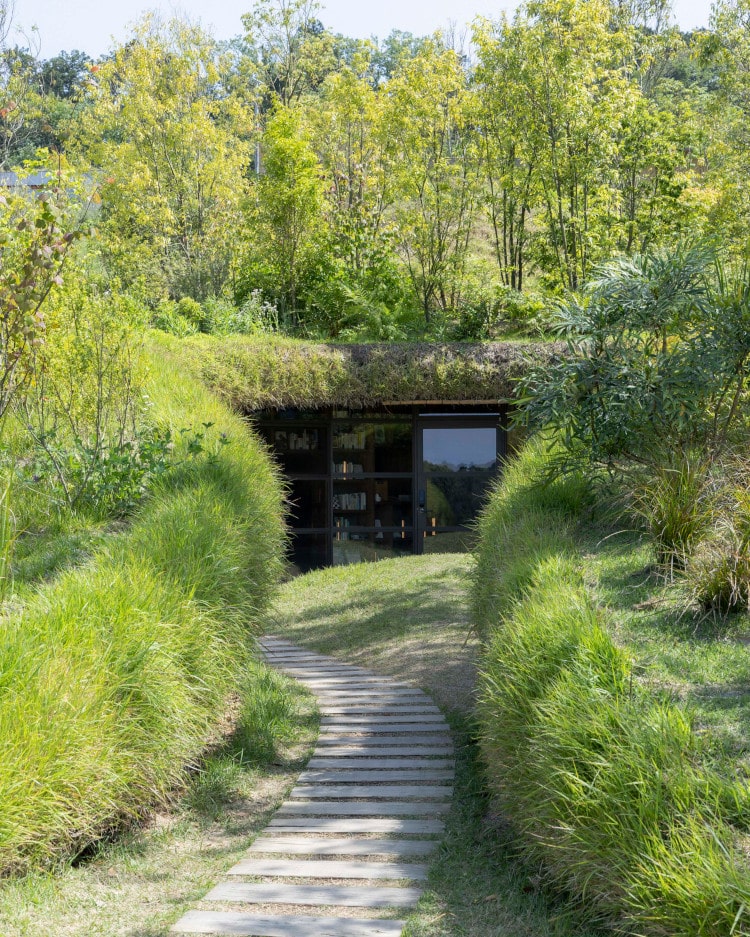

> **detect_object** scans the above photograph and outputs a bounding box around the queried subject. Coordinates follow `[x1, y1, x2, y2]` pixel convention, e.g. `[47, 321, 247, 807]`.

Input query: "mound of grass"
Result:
[0, 336, 285, 876]
[172, 333, 563, 410]
[473, 439, 750, 936]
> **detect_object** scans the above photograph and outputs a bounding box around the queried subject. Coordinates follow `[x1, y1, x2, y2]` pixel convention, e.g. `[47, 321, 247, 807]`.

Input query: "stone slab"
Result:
[318, 727, 446, 737]
[297, 770, 453, 784]
[304, 679, 396, 687]
[318, 706, 440, 716]
[307, 756, 452, 768]
[204, 882, 422, 908]
[172, 910, 404, 936]
[290, 785, 453, 800]
[276, 801, 449, 817]
[315, 735, 451, 746]
[247, 838, 436, 857]
[226, 859, 428, 880]
[267, 817, 444, 834]
[310, 747, 451, 758]
[321, 716, 445, 725]
[319, 685, 432, 702]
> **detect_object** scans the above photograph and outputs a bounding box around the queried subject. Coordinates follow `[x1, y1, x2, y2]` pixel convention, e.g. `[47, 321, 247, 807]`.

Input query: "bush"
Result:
[629, 456, 718, 572]
[473, 437, 750, 936]
[683, 483, 750, 614]
[0, 336, 285, 874]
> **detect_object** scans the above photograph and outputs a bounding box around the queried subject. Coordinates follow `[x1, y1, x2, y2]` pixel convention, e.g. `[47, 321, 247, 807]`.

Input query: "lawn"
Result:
[581, 526, 750, 780]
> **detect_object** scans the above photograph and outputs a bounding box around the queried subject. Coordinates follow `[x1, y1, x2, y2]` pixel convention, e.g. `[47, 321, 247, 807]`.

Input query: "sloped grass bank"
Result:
[473, 441, 750, 936]
[0, 337, 285, 876]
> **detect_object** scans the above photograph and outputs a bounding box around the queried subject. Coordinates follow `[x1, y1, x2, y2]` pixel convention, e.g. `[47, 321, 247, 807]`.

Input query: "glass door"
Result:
[417, 419, 502, 552]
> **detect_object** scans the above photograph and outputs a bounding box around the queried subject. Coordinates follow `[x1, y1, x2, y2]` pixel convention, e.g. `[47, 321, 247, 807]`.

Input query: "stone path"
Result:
[172, 637, 454, 937]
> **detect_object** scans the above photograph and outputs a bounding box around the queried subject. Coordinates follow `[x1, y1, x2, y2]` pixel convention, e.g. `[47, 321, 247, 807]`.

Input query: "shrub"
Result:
[683, 483, 750, 614]
[474, 437, 750, 936]
[0, 336, 285, 874]
[471, 436, 590, 637]
[629, 456, 718, 572]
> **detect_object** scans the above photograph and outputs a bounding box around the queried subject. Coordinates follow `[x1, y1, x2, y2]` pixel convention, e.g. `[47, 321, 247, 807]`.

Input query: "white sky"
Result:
[12, 0, 714, 59]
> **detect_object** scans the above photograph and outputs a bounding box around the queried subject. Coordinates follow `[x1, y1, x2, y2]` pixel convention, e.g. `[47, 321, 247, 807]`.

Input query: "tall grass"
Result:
[0, 334, 285, 875]
[473, 438, 750, 936]
[0, 473, 14, 601]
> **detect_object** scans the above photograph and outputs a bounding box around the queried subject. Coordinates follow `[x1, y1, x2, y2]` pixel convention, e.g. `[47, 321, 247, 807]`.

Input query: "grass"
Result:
[173, 332, 558, 411]
[0, 337, 286, 876]
[473, 437, 750, 936]
[0, 661, 318, 937]
[271, 552, 606, 937]
[582, 528, 750, 777]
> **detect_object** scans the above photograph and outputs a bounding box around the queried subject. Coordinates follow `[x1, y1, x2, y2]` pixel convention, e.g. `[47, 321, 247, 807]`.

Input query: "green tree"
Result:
[76, 16, 251, 301]
[519, 242, 750, 472]
[0, 187, 79, 422]
[307, 52, 397, 285]
[384, 38, 478, 322]
[239, 104, 327, 325]
[702, 0, 750, 258]
[474, 17, 539, 292]
[241, 0, 336, 107]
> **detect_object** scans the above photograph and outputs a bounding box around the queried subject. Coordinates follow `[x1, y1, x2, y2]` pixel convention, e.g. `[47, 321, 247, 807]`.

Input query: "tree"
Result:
[519, 242, 750, 472]
[0, 187, 79, 422]
[474, 17, 539, 292]
[701, 0, 750, 259]
[307, 51, 394, 280]
[239, 104, 327, 324]
[241, 0, 336, 107]
[76, 16, 251, 301]
[384, 38, 478, 322]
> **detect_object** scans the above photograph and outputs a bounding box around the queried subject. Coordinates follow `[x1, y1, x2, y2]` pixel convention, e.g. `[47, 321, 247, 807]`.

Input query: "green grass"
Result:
[0, 661, 318, 937]
[0, 337, 286, 876]
[582, 528, 750, 777]
[173, 332, 556, 411]
[271, 552, 606, 937]
[473, 438, 750, 936]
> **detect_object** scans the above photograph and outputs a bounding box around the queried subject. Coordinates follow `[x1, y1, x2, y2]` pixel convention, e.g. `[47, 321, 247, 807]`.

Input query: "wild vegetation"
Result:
[3, 0, 750, 340]
[473, 441, 750, 936]
[3, 0, 750, 934]
[0, 337, 285, 875]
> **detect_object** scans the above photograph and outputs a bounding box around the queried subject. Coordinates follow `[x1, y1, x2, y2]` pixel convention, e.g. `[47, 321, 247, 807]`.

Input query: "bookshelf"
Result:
[251, 405, 504, 571]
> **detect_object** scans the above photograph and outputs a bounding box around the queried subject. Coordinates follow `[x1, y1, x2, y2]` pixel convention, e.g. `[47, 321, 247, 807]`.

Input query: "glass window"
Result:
[333, 422, 411, 473]
[259, 426, 328, 475]
[422, 427, 497, 473]
[333, 478, 413, 530]
[422, 529, 476, 554]
[332, 532, 413, 566]
[290, 533, 329, 573]
[288, 479, 328, 529]
[424, 475, 494, 527]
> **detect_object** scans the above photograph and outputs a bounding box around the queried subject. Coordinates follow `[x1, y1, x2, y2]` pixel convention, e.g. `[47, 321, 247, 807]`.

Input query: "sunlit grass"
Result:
[473, 439, 750, 936]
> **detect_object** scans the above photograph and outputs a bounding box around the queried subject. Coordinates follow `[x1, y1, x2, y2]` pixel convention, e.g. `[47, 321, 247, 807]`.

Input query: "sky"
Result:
[13, 0, 714, 60]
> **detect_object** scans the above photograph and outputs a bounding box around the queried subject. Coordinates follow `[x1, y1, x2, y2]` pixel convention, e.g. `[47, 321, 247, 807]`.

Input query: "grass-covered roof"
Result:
[166, 334, 563, 411]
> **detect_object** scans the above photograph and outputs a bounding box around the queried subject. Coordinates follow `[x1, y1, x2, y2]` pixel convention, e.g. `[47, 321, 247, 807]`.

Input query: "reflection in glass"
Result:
[422, 427, 496, 472]
[288, 479, 327, 529]
[422, 529, 476, 554]
[425, 475, 494, 527]
[257, 425, 328, 474]
[290, 533, 328, 572]
[333, 422, 412, 473]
